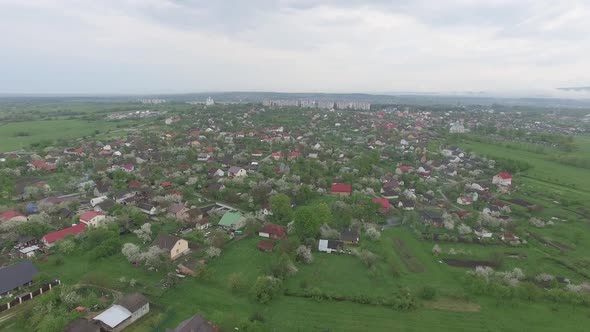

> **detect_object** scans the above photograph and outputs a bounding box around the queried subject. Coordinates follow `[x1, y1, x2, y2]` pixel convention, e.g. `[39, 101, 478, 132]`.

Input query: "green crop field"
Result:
[0, 119, 138, 152]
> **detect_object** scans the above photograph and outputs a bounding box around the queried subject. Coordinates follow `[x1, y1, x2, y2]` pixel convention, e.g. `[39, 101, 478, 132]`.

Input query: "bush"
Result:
[419, 286, 437, 300]
[251, 275, 282, 304]
[228, 272, 247, 293]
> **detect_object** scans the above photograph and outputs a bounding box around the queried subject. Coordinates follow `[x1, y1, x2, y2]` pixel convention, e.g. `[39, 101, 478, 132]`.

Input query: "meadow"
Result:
[0, 119, 138, 152]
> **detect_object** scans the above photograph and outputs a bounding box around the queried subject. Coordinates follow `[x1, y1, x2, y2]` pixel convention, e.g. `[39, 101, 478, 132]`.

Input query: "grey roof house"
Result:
[0, 260, 38, 297]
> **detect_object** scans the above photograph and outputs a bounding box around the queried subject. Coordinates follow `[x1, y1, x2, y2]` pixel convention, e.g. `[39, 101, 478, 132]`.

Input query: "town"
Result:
[0, 95, 590, 331]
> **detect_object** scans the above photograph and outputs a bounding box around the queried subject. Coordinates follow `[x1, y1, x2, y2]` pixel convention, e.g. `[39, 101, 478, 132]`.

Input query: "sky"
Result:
[0, 0, 589, 95]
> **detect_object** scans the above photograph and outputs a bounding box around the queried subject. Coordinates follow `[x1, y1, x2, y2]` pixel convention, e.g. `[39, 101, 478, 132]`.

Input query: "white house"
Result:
[492, 172, 512, 187]
[79, 211, 106, 227]
[228, 166, 247, 177]
[94, 293, 149, 332]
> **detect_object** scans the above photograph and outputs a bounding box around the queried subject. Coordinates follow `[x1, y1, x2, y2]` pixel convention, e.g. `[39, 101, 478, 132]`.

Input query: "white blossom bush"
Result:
[296, 245, 313, 264]
[432, 244, 442, 255]
[457, 223, 472, 235]
[206, 246, 222, 259]
[366, 226, 381, 241]
[535, 273, 554, 283]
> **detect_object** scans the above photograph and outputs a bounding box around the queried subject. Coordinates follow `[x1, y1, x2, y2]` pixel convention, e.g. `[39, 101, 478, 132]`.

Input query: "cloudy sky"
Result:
[0, 0, 589, 95]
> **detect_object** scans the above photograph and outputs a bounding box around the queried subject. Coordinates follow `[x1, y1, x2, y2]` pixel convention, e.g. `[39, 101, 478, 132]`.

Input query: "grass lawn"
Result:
[0, 119, 137, 152]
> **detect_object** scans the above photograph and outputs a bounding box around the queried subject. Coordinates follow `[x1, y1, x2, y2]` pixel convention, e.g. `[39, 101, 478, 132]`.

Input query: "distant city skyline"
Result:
[0, 0, 589, 95]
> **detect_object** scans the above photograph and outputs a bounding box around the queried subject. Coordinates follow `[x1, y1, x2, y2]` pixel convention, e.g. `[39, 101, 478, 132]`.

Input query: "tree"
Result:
[294, 206, 321, 239]
[57, 239, 76, 254]
[296, 245, 313, 264]
[251, 275, 282, 304]
[206, 246, 222, 259]
[140, 246, 165, 267]
[270, 194, 293, 225]
[122, 243, 142, 264]
[133, 223, 152, 243]
[314, 202, 333, 225]
[270, 254, 298, 279]
[366, 226, 381, 241]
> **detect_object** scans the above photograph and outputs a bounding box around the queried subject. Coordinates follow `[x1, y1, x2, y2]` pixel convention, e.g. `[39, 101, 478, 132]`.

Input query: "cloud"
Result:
[0, 0, 589, 94]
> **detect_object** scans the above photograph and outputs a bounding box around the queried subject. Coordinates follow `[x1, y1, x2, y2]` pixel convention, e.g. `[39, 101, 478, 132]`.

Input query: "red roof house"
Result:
[79, 211, 106, 226]
[331, 183, 352, 196]
[257, 239, 274, 253]
[372, 198, 391, 211]
[42, 224, 86, 247]
[0, 210, 27, 222]
[259, 224, 286, 240]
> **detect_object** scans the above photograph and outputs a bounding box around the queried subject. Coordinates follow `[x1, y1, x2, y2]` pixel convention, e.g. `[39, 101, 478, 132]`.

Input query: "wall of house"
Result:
[170, 240, 189, 260]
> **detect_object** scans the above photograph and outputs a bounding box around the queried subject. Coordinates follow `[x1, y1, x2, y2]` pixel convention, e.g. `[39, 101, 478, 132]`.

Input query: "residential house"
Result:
[228, 166, 247, 177]
[166, 314, 219, 332]
[94, 180, 112, 197]
[208, 168, 224, 178]
[372, 198, 391, 213]
[93, 293, 149, 332]
[257, 239, 274, 252]
[340, 228, 360, 245]
[137, 202, 157, 216]
[397, 199, 415, 211]
[318, 239, 344, 253]
[218, 211, 245, 230]
[330, 183, 352, 196]
[152, 234, 189, 260]
[492, 172, 512, 187]
[168, 204, 190, 221]
[0, 210, 28, 223]
[271, 152, 283, 160]
[42, 224, 86, 247]
[79, 211, 106, 227]
[0, 261, 38, 298]
[259, 223, 286, 240]
[114, 190, 138, 204]
[197, 153, 210, 162]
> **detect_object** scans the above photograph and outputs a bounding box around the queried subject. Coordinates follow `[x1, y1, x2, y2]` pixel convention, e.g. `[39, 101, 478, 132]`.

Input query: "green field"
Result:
[458, 139, 590, 190]
[0, 119, 137, 152]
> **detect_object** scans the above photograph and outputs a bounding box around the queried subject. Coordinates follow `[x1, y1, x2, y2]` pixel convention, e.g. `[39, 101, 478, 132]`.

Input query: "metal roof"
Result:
[93, 305, 131, 328]
[0, 260, 38, 294]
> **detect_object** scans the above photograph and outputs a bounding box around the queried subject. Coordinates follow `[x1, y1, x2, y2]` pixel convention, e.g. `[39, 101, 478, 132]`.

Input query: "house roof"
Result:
[372, 198, 390, 209]
[94, 305, 131, 328]
[152, 234, 182, 251]
[117, 293, 148, 313]
[0, 260, 39, 295]
[79, 211, 105, 222]
[166, 314, 218, 332]
[168, 203, 187, 214]
[218, 212, 242, 227]
[257, 239, 274, 252]
[496, 172, 512, 179]
[228, 166, 243, 174]
[340, 228, 359, 242]
[42, 223, 86, 244]
[260, 224, 286, 238]
[331, 183, 352, 193]
[0, 210, 26, 221]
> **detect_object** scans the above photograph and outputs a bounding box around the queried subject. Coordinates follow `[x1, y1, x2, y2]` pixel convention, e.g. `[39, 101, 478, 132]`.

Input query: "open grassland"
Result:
[459, 139, 590, 190]
[0, 119, 137, 152]
[4, 225, 589, 332]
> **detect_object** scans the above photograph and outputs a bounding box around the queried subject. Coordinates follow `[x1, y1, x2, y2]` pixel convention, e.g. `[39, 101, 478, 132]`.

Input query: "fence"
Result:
[0, 280, 60, 314]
